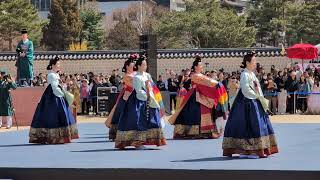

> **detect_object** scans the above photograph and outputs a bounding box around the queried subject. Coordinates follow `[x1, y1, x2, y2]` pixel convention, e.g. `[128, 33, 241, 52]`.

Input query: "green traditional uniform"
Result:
[0, 80, 17, 116]
[16, 39, 34, 81]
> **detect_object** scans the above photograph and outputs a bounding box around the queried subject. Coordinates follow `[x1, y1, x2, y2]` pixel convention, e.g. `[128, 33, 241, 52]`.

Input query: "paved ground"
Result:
[0, 120, 319, 171]
[1, 114, 319, 133]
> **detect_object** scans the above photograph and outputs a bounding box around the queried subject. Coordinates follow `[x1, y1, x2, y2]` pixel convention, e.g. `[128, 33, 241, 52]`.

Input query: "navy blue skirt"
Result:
[108, 94, 127, 140]
[173, 91, 219, 139]
[115, 91, 166, 149]
[29, 85, 79, 144]
[175, 91, 201, 126]
[222, 90, 278, 157]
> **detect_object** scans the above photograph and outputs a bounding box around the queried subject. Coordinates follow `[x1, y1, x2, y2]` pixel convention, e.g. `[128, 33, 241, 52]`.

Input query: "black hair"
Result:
[191, 55, 202, 72]
[135, 53, 147, 70]
[47, 56, 60, 70]
[122, 54, 137, 73]
[240, 51, 256, 69]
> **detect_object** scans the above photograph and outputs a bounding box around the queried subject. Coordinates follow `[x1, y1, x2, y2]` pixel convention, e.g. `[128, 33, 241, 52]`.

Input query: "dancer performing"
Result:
[115, 55, 166, 149]
[222, 52, 278, 158]
[105, 54, 137, 141]
[169, 56, 228, 139]
[29, 57, 79, 144]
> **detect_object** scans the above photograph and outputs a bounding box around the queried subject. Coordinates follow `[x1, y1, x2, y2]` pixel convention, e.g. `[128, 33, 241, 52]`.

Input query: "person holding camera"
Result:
[0, 70, 17, 129]
[15, 29, 34, 87]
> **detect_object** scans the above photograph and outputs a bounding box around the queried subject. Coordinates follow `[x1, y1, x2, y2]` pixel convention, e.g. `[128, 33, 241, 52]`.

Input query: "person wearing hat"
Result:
[15, 28, 34, 87]
[0, 70, 17, 129]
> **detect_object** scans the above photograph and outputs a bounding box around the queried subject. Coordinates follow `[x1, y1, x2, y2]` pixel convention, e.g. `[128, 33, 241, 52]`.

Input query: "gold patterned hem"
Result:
[222, 134, 278, 151]
[108, 124, 118, 140]
[173, 124, 221, 139]
[115, 128, 166, 149]
[29, 124, 79, 144]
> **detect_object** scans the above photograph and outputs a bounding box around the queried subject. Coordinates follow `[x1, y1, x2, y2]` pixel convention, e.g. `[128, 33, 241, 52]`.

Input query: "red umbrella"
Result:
[287, 43, 318, 70]
[287, 43, 318, 59]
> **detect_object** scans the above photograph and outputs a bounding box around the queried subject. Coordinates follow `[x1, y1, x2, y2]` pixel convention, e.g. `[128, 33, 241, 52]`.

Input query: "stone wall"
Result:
[0, 56, 300, 77]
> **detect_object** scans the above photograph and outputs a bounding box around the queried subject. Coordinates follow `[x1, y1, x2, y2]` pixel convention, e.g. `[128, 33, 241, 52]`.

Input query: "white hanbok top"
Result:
[240, 68, 263, 99]
[133, 71, 160, 109]
[47, 71, 64, 97]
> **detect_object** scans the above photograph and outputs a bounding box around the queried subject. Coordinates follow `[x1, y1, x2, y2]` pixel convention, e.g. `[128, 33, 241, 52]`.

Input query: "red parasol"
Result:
[287, 43, 318, 59]
[286, 43, 318, 70]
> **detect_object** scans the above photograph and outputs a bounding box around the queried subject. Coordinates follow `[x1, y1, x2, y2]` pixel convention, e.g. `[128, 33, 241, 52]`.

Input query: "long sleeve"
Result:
[8, 82, 17, 90]
[133, 75, 148, 101]
[191, 73, 218, 88]
[240, 72, 258, 99]
[26, 41, 34, 64]
[48, 73, 64, 97]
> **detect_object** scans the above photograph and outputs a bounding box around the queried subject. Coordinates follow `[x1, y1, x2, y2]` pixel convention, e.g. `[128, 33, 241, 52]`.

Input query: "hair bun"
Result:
[46, 65, 52, 70]
[195, 55, 201, 62]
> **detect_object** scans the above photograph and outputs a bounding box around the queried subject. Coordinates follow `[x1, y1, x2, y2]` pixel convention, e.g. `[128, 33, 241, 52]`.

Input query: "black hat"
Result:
[21, 28, 28, 34]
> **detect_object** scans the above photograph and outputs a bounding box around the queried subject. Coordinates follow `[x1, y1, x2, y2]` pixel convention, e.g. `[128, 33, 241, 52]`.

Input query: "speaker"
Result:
[139, 34, 157, 79]
[97, 87, 119, 113]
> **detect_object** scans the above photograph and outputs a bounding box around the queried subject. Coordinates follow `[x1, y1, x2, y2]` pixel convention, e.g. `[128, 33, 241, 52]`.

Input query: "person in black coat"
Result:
[285, 71, 299, 114]
[167, 73, 179, 114]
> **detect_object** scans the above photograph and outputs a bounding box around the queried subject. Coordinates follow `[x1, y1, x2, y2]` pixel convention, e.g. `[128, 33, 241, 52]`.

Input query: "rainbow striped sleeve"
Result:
[151, 82, 165, 117]
[216, 82, 228, 113]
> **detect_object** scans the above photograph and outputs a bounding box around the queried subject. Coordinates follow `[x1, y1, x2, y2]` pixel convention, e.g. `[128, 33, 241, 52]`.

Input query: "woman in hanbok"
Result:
[176, 76, 188, 110]
[307, 81, 320, 114]
[115, 55, 166, 149]
[29, 57, 79, 144]
[169, 56, 228, 139]
[222, 52, 278, 158]
[105, 54, 137, 141]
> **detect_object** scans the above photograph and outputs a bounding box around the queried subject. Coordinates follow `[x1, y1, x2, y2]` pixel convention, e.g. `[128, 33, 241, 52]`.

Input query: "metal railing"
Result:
[263, 91, 320, 114]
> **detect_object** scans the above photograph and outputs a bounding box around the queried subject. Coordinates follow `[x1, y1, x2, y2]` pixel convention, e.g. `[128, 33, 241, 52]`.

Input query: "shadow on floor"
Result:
[171, 156, 239, 162]
[81, 136, 108, 139]
[83, 133, 108, 136]
[76, 140, 112, 144]
[0, 143, 54, 148]
[71, 148, 161, 153]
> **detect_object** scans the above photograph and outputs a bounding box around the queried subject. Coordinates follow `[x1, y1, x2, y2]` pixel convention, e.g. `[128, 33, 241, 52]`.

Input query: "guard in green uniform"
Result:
[0, 70, 17, 129]
[16, 29, 34, 87]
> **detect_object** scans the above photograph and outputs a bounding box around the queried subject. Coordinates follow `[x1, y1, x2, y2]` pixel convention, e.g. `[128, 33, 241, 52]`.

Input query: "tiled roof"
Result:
[0, 48, 285, 61]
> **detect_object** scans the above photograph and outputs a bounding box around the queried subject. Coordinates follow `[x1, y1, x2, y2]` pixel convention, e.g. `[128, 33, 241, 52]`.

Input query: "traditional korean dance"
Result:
[115, 55, 166, 149]
[29, 57, 79, 144]
[222, 52, 278, 158]
[168, 56, 228, 139]
[105, 54, 137, 141]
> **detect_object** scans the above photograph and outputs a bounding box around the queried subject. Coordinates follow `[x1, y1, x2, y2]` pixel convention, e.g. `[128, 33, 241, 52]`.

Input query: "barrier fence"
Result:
[264, 91, 320, 114]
